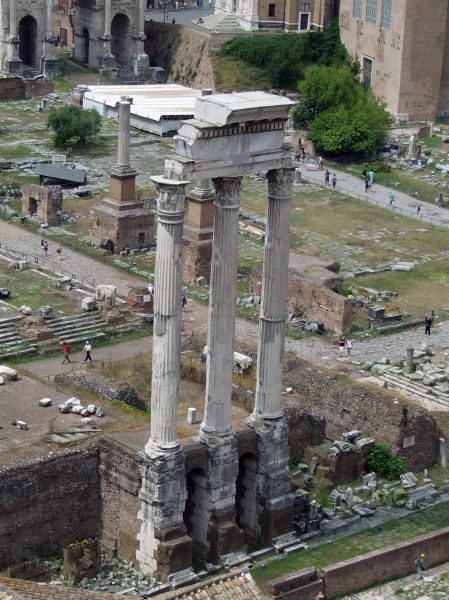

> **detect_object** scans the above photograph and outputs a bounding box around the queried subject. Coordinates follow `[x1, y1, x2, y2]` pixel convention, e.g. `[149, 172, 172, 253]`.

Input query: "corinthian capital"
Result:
[267, 168, 295, 199]
[212, 176, 242, 207]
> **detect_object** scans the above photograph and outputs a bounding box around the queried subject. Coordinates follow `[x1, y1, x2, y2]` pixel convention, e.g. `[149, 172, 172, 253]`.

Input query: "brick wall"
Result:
[323, 527, 449, 598]
[0, 446, 99, 565]
[0, 77, 53, 102]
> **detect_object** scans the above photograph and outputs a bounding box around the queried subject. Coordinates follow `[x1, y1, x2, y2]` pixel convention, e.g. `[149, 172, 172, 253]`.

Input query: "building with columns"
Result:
[339, 0, 449, 121]
[73, 0, 150, 78]
[209, 0, 338, 32]
[0, 0, 59, 77]
[138, 91, 296, 579]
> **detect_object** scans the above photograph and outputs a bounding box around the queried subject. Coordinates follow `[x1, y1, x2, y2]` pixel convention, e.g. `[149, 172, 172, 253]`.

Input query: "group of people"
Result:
[337, 336, 353, 358]
[40, 239, 62, 258]
[62, 340, 92, 364]
[324, 169, 337, 189]
[362, 169, 375, 192]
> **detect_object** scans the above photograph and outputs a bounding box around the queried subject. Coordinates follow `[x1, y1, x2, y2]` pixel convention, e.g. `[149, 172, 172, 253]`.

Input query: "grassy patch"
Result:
[212, 54, 271, 92]
[252, 501, 449, 590]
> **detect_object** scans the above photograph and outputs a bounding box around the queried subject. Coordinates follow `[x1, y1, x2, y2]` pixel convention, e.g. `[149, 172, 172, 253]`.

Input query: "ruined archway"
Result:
[81, 28, 89, 64]
[111, 14, 131, 66]
[236, 452, 258, 542]
[183, 468, 209, 562]
[18, 15, 38, 68]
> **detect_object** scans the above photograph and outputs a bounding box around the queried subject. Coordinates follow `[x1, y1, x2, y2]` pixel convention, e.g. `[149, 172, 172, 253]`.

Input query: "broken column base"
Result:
[137, 445, 192, 582]
[199, 430, 244, 564]
[246, 415, 295, 546]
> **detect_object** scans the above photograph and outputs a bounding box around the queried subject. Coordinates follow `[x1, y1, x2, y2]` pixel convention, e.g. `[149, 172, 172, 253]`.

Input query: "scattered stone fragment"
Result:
[13, 420, 28, 430]
[39, 398, 52, 407]
[0, 365, 18, 381]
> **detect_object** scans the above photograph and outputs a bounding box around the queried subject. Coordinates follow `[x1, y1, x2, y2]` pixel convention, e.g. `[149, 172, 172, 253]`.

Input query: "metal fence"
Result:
[302, 173, 449, 229]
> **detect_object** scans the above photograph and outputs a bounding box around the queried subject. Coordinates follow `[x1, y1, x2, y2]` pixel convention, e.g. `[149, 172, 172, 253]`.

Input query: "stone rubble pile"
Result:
[58, 396, 105, 419]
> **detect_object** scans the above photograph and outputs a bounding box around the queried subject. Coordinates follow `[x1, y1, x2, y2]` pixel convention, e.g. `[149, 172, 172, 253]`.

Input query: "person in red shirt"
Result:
[62, 342, 71, 364]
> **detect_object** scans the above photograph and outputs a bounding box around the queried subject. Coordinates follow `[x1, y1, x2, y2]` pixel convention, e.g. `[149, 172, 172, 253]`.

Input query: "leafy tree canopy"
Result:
[47, 105, 102, 150]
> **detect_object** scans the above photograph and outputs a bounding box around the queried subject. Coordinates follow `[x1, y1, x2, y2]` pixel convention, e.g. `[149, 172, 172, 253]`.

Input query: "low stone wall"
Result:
[0, 76, 53, 102]
[266, 527, 449, 599]
[0, 446, 99, 565]
[323, 527, 449, 598]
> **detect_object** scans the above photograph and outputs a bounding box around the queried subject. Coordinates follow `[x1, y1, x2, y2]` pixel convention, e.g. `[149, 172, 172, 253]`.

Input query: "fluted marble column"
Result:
[245, 167, 295, 546]
[197, 176, 244, 564]
[104, 0, 112, 35]
[133, 0, 150, 78]
[147, 176, 187, 451]
[138, 177, 192, 580]
[4, 0, 21, 71]
[98, 0, 114, 70]
[253, 167, 294, 420]
[201, 176, 242, 437]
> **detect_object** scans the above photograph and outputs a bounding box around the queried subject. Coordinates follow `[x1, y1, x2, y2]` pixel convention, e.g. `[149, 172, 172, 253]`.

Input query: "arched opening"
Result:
[183, 468, 209, 562]
[236, 452, 258, 543]
[81, 28, 89, 64]
[111, 13, 131, 66]
[18, 15, 38, 68]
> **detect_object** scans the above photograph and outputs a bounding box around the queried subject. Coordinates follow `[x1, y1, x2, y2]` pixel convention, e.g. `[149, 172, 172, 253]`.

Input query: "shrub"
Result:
[366, 443, 405, 480]
[47, 105, 101, 150]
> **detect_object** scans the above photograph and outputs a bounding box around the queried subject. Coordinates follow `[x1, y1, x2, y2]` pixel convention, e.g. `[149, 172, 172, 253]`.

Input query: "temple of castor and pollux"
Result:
[134, 91, 296, 580]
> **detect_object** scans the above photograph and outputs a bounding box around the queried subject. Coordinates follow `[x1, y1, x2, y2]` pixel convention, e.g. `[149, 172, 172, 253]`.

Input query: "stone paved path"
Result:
[302, 162, 449, 229]
[340, 561, 449, 599]
[1, 220, 448, 372]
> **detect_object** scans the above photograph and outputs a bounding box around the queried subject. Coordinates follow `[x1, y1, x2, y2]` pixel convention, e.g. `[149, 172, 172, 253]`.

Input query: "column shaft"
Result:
[9, 0, 16, 35]
[46, 0, 53, 36]
[117, 97, 131, 169]
[147, 177, 187, 450]
[201, 176, 242, 436]
[253, 168, 294, 419]
[104, 0, 112, 35]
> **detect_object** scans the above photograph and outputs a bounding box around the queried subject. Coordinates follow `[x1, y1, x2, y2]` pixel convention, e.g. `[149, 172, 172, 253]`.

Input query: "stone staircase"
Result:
[367, 372, 449, 409]
[45, 313, 107, 346]
[193, 11, 241, 31]
[0, 316, 38, 360]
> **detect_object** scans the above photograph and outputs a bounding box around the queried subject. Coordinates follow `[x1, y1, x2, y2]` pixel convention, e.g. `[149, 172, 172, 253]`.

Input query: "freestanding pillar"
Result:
[133, 0, 151, 79]
[3, 0, 22, 74]
[137, 177, 192, 581]
[198, 176, 244, 563]
[246, 167, 295, 545]
[41, 0, 59, 77]
[98, 0, 115, 71]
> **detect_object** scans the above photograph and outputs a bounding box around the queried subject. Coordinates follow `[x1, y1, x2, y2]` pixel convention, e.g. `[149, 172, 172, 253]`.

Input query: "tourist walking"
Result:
[346, 338, 353, 357]
[62, 341, 71, 364]
[337, 336, 346, 358]
[438, 193, 444, 207]
[82, 340, 92, 362]
[324, 169, 330, 186]
[41, 238, 45, 257]
[415, 554, 425, 581]
[417, 204, 421, 214]
[364, 177, 370, 193]
[318, 156, 324, 170]
[424, 313, 433, 336]
[368, 170, 374, 187]
[43, 240, 48, 258]
[147, 282, 154, 296]
[181, 291, 187, 311]
[332, 174, 337, 190]
[389, 191, 395, 206]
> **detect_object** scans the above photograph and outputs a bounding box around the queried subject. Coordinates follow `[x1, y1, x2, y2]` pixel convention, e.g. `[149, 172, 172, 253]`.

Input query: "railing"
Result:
[302, 172, 449, 229]
[0, 242, 98, 291]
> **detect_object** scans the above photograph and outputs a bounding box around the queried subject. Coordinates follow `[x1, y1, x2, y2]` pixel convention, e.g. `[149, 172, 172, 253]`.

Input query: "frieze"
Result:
[199, 120, 284, 140]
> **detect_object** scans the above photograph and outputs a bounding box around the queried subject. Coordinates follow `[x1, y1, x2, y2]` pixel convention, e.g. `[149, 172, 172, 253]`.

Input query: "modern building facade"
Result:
[339, 0, 449, 121]
[212, 0, 339, 32]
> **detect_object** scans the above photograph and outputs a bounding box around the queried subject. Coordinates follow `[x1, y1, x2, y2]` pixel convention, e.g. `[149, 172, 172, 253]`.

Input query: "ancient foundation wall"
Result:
[250, 266, 352, 334]
[0, 77, 53, 102]
[144, 23, 214, 89]
[0, 446, 100, 566]
[323, 527, 449, 598]
[266, 527, 449, 599]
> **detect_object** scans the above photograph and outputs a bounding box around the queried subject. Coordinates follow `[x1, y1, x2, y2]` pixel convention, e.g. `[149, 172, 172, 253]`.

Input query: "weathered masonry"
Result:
[137, 91, 296, 580]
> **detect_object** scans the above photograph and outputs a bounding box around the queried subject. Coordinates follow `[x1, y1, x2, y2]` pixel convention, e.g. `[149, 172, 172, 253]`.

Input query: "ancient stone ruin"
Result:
[137, 91, 296, 580]
[22, 183, 63, 226]
[90, 96, 154, 253]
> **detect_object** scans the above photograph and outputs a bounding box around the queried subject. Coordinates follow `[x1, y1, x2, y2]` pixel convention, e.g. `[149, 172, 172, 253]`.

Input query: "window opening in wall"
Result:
[299, 11, 310, 30]
[366, 0, 377, 23]
[363, 56, 373, 91]
[302, 2, 310, 9]
[380, 0, 391, 29]
[353, 0, 362, 18]
[268, 3, 275, 17]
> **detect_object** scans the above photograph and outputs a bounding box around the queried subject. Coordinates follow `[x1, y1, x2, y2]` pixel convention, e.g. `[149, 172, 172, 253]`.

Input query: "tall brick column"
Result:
[198, 176, 244, 563]
[137, 177, 192, 581]
[246, 167, 295, 544]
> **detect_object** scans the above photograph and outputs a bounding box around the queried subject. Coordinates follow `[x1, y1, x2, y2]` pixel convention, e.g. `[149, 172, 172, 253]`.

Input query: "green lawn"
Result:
[252, 501, 449, 590]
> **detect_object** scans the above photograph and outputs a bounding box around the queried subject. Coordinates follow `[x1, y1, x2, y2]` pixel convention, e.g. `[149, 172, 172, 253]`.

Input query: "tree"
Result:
[297, 65, 391, 155]
[47, 105, 102, 150]
[366, 443, 405, 480]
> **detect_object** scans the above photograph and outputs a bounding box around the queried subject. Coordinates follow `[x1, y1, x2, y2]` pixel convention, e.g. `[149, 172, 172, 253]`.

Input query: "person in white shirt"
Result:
[83, 340, 92, 363]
